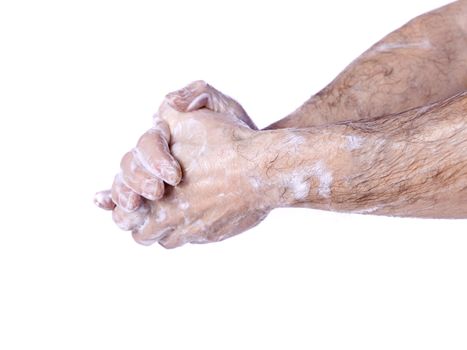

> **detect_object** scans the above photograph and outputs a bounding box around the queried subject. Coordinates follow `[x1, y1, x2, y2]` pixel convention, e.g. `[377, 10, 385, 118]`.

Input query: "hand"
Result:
[95, 82, 270, 248]
[94, 81, 257, 212]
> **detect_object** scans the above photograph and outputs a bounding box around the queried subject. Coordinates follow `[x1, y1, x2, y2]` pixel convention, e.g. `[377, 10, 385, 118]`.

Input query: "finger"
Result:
[152, 115, 171, 141]
[120, 151, 165, 201]
[158, 232, 186, 249]
[94, 190, 116, 210]
[165, 80, 209, 111]
[135, 129, 182, 186]
[157, 227, 197, 249]
[165, 80, 258, 130]
[112, 202, 150, 231]
[132, 208, 174, 246]
[132, 224, 174, 246]
[111, 174, 142, 212]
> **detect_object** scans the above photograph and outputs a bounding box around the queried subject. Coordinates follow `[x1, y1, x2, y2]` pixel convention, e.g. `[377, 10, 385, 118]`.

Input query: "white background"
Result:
[1, 0, 466, 349]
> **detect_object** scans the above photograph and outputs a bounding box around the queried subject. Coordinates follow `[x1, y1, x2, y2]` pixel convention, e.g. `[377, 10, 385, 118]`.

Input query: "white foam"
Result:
[352, 206, 380, 214]
[155, 207, 167, 222]
[287, 161, 333, 200]
[375, 40, 432, 52]
[346, 135, 363, 150]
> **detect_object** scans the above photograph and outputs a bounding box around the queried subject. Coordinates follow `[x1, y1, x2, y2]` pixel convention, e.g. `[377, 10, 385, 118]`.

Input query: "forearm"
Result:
[251, 92, 467, 218]
[266, 0, 467, 129]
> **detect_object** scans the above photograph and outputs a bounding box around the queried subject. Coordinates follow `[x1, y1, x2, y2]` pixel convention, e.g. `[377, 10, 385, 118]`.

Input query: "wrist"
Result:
[242, 129, 294, 209]
[244, 126, 353, 210]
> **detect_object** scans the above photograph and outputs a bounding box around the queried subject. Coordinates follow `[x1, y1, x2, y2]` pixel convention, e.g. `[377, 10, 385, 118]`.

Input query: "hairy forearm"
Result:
[250, 91, 467, 218]
[266, 0, 467, 129]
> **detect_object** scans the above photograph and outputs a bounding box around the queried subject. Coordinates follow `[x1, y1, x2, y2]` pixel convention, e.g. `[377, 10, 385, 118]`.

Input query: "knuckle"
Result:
[112, 209, 132, 231]
[112, 203, 149, 231]
[190, 80, 208, 90]
[132, 230, 157, 246]
[120, 151, 133, 171]
[152, 120, 170, 141]
[120, 173, 145, 198]
[136, 131, 150, 149]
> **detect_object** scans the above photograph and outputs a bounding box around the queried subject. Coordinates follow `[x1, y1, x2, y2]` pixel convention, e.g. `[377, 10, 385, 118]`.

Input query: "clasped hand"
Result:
[95, 81, 271, 248]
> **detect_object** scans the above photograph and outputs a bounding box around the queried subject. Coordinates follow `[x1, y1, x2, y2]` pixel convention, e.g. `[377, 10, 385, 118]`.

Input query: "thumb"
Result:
[165, 80, 258, 130]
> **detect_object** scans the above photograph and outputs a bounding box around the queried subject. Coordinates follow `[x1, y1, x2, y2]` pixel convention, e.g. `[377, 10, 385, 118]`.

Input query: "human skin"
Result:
[95, 1, 467, 248]
[267, 0, 467, 128]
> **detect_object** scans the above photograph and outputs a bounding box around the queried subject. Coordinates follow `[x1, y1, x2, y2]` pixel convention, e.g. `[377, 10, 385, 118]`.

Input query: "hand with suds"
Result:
[95, 83, 269, 248]
[95, 1, 467, 248]
[94, 81, 256, 213]
[97, 87, 467, 248]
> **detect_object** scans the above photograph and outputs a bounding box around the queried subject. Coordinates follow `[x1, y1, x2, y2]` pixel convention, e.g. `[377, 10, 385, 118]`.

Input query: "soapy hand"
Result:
[94, 81, 257, 212]
[95, 82, 268, 248]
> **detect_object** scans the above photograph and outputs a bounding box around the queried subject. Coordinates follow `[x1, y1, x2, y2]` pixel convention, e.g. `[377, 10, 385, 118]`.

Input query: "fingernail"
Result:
[162, 166, 182, 186]
[125, 193, 141, 212]
[186, 93, 210, 112]
[142, 181, 157, 200]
